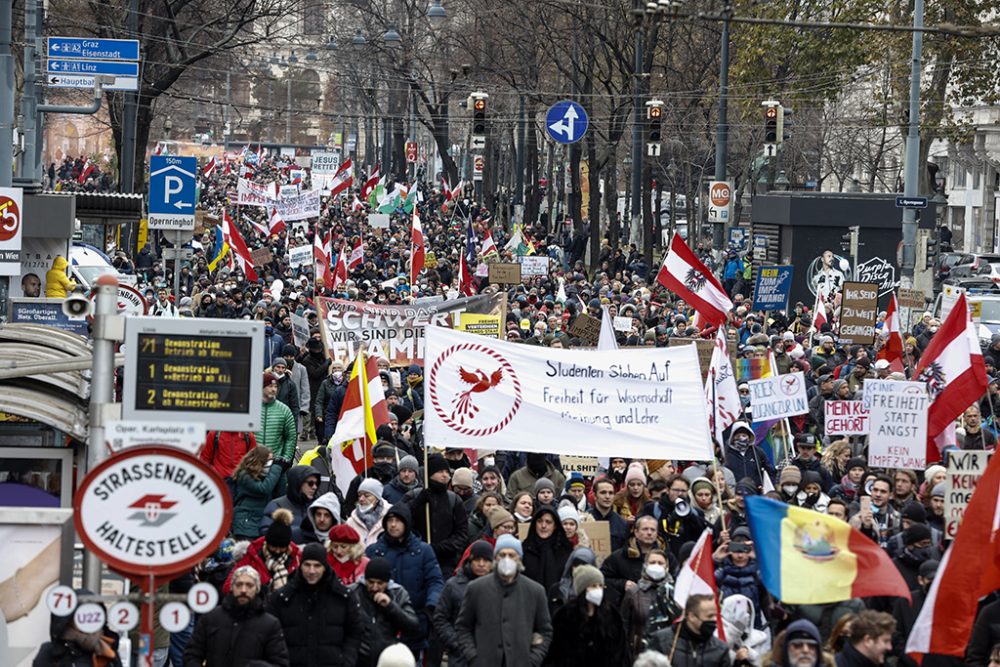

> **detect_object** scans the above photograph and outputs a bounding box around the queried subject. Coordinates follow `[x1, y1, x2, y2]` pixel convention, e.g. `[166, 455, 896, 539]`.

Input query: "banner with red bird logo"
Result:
[424, 326, 713, 460]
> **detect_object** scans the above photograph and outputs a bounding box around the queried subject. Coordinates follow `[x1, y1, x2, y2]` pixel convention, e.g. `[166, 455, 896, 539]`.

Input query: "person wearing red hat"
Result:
[326, 523, 369, 585]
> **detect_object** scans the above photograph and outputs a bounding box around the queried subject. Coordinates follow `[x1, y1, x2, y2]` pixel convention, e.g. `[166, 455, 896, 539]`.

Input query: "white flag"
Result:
[704, 328, 740, 446]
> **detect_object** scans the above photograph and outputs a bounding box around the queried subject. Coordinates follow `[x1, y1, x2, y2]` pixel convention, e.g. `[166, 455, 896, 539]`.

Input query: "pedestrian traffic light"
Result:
[764, 103, 780, 143]
[472, 97, 487, 136]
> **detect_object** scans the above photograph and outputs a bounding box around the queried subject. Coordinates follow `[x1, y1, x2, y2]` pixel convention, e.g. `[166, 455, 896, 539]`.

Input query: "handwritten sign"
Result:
[825, 400, 870, 435]
[839, 281, 879, 345]
[747, 371, 808, 420]
[570, 313, 602, 346]
[866, 380, 928, 469]
[488, 262, 521, 285]
[288, 244, 312, 268]
[897, 287, 926, 310]
[945, 450, 992, 538]
[613, 316, 634, 332]
[518, 255, 549, 277]
[561, 455, 601, 477]
[250, 246, 273, 268]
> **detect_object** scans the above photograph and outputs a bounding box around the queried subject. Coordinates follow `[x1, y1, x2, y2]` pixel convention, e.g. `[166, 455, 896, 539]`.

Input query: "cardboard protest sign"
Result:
[488, 262, 522, 285]
[569, 313, 602, 346]
[838, 281, 879, 345]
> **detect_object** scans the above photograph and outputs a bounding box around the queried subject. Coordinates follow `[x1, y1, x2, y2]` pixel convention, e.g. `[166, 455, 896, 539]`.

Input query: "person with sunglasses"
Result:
[259, 464, 322, 537]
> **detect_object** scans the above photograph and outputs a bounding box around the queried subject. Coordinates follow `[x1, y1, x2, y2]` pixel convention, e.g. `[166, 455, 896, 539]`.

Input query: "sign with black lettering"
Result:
[122, 318, 264, 431]
[945, 450, 993, 539]
[838, 281, 879, 345]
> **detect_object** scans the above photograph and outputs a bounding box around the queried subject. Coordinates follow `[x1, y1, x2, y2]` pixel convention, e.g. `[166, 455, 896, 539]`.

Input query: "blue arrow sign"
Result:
[149, 156, 197, 230]
[545, 100, 589, 144]
[47, 37, 140, 61]
[47, 59, 139, 77]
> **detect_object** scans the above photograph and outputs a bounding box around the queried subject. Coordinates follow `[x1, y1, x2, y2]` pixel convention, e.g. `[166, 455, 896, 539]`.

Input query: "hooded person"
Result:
[781, 618, 823, 667]
[346, 477, 391, 547]
[720, 595, 770, 667]
[521, 506, 575, 594]
[298, 492, 341, 544]
[547, 546, 597, 615]
[260, 464, 322, 536]
[723, 421, 775, 491]
[34, 589, 122, 667]
[227, 508, 302, 594]
[266, 542, 361, 667]
[365, 503, 444, 654]
[44, 254, 77, 298]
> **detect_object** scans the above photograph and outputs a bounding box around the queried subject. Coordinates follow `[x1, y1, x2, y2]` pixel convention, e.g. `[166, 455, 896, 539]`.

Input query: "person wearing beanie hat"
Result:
[893, 522, 936, 591]
[507, 453, 567, 509]
[400, 364, 424, 414]
[790, 433, 834, 493]
[724, 421, 776, 492]
[451, 467, 478, 512]
[547, 563, 628, 666]
[401, 452, 469, 576]
[257, 367, 298, 464]
[927, 483, 946, 534]
[277, 342, 310, 436]
[384, 454, 424, 505]
[493, 533, 524, 559]
[268, 538, 361, 667]
[613, 462, 650, 523]
[360, 477, 386, 500]
[646, 459, 676, 482]
[557, 505, 590, 549]
[778, 466, 802, 503]
[533, 477, 557, 506]
[799, 471, 830, 513]
[326, 524, 369, 586]
[560, 472, 588, 513]
[351, 556, 421, 667]
[489, 507, 517, 534]
[433, 540, 495, 667]
[341, 440, 398, 518]
[226, 507, 302, 594]
[365, 502, 442, 655]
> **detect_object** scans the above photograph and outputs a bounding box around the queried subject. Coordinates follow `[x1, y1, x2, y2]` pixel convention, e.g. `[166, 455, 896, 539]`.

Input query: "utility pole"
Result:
[0, 0, 14, 189]
[119, 0, 139, 195]
[18, 0, 38, 183]
[515, 95, 525, 212]
[900, 0, 924, 286]
[629, 24, 644, 247]
[713, 9, 731, 246]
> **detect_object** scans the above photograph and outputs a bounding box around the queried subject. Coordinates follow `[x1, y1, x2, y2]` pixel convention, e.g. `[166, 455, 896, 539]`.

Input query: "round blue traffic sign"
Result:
[545, 100, 589, 144]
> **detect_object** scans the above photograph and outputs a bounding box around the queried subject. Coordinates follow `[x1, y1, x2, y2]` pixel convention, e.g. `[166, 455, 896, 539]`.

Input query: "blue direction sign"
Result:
[47, 59, 139, 77]
[895, 196, 928, 209]
[47, 37, 140, 61]
[545, 100, 589, 144]
[148, 156, 197, 231]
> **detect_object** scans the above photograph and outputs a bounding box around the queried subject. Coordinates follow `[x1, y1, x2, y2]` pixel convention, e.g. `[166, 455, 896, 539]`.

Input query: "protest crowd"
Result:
[37, 148, 1000, 667]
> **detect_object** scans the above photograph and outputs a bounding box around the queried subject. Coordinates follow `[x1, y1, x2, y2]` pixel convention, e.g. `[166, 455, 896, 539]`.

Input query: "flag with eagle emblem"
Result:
[657, 233, 733, 327]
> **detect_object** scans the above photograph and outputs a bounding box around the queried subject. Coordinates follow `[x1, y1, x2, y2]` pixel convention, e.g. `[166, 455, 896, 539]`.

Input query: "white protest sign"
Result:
[824, 400, 870, 435]
[866, 380, 929, 469]
[424, 327, 712, 460]
[291, 313, 310, 349]
[747, 371, 808, 420]
[288, 244, 313, 268]
[613, 316, 633, 332]
[280, 184, 300, 199]
[275, 189, 321, 221]
[944, 450, 992, 538]
[368, 213, 391, 229]
[518, 255, 549, 276]
[237, 178, 277, 206]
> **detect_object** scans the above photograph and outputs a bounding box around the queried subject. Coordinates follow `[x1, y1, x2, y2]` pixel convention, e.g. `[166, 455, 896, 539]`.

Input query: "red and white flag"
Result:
[327, 352, 390, 495]
[481, 227, 499, 261]
[329, 158, 354, 197]
[914, 292, 988, 461]
[877, 293, 904, 366]
[450, 180, 465, 202]
[656, 234, 733, 327]
[153, 143, 164, 156]
[203, 156, 217, 178]
[348, 238, 364, 271]
[411, 208, 425, 286]
[351, 195, 364, 212]
[906, 450, 1000, 659]
[673, 529, 726, 642]
[331, 245, 348, 290]
[811, 291, 829, 332]
[362, 164, 381, 199]
[705, 328, 741, 446]
[222, 211, 259, 282]
[78, 158, 95, 183]
[314, 231, 335, 290]
[268, 208, 287, 236]
[243, 214, 269, 239]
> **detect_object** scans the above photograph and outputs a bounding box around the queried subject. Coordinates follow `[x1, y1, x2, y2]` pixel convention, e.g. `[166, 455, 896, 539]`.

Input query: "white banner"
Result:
[288, 244, 313, 268]
[276, 189, 321, 221]
[280, 184, 300, 199]
[424, 326, 713, 459]
[518, 255, 549, 276]
[824, 400, 870, 435]
[866, 380, 929, 469]
[237, 178, 277, 206]
[747, 371, 808, 420]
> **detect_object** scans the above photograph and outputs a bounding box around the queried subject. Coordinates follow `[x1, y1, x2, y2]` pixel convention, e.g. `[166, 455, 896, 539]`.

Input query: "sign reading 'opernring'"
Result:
[74, 447, 231, 576]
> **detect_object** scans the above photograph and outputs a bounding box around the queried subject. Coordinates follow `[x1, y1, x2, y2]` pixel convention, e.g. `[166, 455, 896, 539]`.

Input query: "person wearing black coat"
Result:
[522, 506, 574, 593]
[600, 515, 676, 609]
[267, 543, 360, 667]
[403, 453, 469, 576]
[350, 557, 421, 667]
[433, 540, 495, 667]
[545, 566, 628, 667]
[33, 590, 123, 667]
[183, 566, 289, 667]
[966, 597, 1000, 667]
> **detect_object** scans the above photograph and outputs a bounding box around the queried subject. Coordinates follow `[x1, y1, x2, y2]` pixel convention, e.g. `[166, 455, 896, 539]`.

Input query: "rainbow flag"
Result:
[745, 496, 911, 604]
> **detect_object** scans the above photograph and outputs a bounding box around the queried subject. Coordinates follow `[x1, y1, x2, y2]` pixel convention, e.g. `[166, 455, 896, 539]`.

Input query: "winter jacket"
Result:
[266, 567, 360, 667]
[33, 607, 122, 667]
[286, 360, 311, 415]
[231, 463, 284, 539]
[790, 458, 834, 493]
[263, 333, 285, 368]
[601, 535, 672, 609]
[836, 641, 881, 667]
[403, 485, 469, 575]
[260, 465, 322, 537]
[521, 508, 574, 594]
[297, 445, 348, 503]
[365, 504, 444, 648]
[588, 506, 630, 552]
[224, 537, 302, 595]
[200, 431, 257, 480]
[255, 399, 297, 460]
[183, 594, 289, 667]
[507, 462, 567, 502]
[273, 375, 300, 417]
[301, 352, 331, 411]
[45, 255, 76, 297]
[622, 578, 682, 659]
[545, 595, 628, 667]
[649, 622, 732, 667]
[433, 564, 479, 667]
[967, 599, 1000, 667]
[715, 558, 762, 609]
[298, 492, 342, 544]
[350, 578, 421, 667]
[321, 378, 349, 439]
[383, 475, 422, 505]
[346, 500, 389, 547]
[723, 444, 774, 490]
[455, 570, 553, 667]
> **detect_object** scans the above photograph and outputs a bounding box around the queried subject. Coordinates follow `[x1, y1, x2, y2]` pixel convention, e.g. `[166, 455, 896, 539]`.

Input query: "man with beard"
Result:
[383, 455, 423, 504]
[267, 543, 360, 667]
[184, 566, 289, 667]
[404, 453, 468, 576]
[342, 442, 398, 517]
[780, 619, 824, 667]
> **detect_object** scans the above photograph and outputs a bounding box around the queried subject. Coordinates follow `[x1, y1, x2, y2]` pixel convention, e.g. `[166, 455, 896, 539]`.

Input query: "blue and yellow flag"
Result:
[207, 225, 229, 272]
[745, 496, 911, 604]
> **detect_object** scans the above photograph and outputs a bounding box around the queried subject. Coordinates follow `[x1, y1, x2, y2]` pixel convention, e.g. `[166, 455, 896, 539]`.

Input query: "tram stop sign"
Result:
[74, 446, 231, 577]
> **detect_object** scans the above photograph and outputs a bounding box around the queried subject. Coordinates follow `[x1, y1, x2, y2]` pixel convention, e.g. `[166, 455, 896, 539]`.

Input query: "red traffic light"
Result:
[473, 99, 486, 111]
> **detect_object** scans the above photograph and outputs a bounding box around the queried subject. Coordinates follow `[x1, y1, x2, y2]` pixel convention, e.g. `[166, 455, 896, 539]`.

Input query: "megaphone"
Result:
[674, 499, 691, 517]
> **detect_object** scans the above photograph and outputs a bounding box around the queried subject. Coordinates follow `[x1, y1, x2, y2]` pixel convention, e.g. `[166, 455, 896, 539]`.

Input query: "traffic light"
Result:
[764, 103, 780, 143]
[781, 107, 792, 143]
[472, 97, 487, 137]
[647, 104, 663, 143]
[925, 235, 939, 270]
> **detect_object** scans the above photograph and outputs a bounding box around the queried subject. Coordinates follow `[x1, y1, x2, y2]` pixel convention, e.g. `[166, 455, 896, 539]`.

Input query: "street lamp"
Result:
[383, 24, 402, 48]
[305, 50, 318, 62]
[352, 29, 367, 48]
[325, 36, 338, 51]
[288, 51, 299, 64]
[775, 170, 790, 191]
[427, 0, 446, 27]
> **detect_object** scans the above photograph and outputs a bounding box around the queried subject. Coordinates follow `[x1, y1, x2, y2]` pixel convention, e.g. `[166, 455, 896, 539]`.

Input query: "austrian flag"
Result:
[657, 234, 733, 327]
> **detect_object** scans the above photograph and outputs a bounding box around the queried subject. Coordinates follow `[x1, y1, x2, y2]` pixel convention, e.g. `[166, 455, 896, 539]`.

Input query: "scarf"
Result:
[264, 548, 291, 590]
[356, 499, 383, 531]
[62, 626, 117, 667]
[330, 555, 365, 585]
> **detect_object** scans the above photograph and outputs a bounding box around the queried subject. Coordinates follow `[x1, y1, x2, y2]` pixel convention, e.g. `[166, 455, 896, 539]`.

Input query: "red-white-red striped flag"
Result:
[811, 290, 828, 332]
[348, 238, 364, 271]
[361, 164, 380, 199]
[674, 529, 726, 642]
[222, 211, 259, 282]
[329, 158, 354, 197]
[78, 158, 95, 184]
[332, 244, 348, 290]
[268, 208, 287, 236]
[203, 156, 217, 178]
[411, 207, 425, 286]
[656, 234, 733, 327]
[877, 293, 904, 366]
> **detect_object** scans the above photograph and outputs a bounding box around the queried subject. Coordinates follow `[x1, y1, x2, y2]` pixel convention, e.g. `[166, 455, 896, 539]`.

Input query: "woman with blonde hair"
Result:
[325, 523, 368, 585]
[231, 446, 287, 540]
[821, 439, 853, 482]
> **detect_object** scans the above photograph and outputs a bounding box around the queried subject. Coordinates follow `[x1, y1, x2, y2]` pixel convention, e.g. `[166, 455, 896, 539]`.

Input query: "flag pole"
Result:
[423, 443, 432, 544]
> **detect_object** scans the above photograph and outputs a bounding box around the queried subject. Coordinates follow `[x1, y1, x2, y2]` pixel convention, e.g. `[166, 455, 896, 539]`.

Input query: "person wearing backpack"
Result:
[200, 430, 257, 480]
[231, 446, 291, 540]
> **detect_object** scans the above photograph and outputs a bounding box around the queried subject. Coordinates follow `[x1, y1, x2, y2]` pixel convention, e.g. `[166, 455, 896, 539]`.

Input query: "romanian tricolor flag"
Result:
[745, 496, 911, 604]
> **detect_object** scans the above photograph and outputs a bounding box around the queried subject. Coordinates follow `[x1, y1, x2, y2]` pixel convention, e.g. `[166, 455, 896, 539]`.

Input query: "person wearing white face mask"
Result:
[622, 549, 683, 658]
[455, 534, 552, 667]
[547, 564, 629, 666]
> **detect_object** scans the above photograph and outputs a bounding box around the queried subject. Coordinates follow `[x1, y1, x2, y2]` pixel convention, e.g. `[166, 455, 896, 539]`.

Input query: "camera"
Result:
[62, 294, 93, 320]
